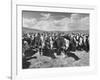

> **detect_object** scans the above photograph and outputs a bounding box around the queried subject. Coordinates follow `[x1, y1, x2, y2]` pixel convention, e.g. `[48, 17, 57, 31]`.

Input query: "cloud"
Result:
[51, 18, 71, 31]
[69, 14, 89, 30]
[32, 17, 70, 31]
[23, 18, 37, 27]
[40, 13, 52, 20]
[80, 17, 89, 30]
[23, 13, 89, 31]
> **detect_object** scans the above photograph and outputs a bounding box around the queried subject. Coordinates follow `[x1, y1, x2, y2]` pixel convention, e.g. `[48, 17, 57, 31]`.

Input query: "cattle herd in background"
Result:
[22, 31, 89, 69]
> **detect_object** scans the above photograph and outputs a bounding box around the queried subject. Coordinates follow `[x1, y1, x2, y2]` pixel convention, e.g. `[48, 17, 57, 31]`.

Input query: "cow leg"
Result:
[56, 48, 61, 55]
[39, 47, 42, 56]
[50, 53, 56, 59]
[66, 51, 80, 61]
[48, 49, 56, 59]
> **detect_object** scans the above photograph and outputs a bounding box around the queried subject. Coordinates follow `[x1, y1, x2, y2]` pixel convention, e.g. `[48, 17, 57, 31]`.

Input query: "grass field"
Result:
[27, 51, 89, 68]
[22, 27, 89, 34]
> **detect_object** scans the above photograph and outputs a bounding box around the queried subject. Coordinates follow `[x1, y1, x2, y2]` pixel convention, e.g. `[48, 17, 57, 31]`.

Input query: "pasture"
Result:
[27, 51, 89, 68]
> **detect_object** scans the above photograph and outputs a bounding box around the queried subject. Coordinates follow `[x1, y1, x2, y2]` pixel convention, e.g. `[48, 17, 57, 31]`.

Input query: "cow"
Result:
[53, 36, 66, 55]
[53, 36, 80, 60]
[22, 47, 38, 69]
[42, 46, 56, 59]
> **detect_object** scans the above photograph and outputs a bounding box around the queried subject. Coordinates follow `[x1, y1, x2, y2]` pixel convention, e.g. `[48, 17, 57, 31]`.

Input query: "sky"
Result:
[22, 11, 89, 31]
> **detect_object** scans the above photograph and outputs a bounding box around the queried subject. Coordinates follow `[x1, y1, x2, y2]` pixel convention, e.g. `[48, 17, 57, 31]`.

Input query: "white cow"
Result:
[64, 38, 69, 50]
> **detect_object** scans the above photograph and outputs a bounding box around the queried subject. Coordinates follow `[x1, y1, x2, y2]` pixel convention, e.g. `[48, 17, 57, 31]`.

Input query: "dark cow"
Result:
[22, 47, 38, 69]
[42, 45, 56, 59]
[53, 36, 80, 60]
[53, 36, 66, 55]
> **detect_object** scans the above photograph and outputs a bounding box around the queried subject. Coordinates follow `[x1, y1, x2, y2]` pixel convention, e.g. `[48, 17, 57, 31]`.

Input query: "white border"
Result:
[12, 2, 97, 80]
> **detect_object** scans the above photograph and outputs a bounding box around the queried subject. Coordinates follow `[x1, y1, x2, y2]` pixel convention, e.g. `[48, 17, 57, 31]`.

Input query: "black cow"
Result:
[42, 46, 56, 59]
[53, 36, 66, 55]
[22, 47, 38, 69]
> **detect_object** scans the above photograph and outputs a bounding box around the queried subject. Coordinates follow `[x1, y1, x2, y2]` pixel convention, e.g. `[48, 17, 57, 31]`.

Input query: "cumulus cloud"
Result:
[40, 13, 52, 20]
[32, 17, 70, 31]
[23, 18, 37, 27]
[69, 14, 89, 30]
[23, 13, 89, 31]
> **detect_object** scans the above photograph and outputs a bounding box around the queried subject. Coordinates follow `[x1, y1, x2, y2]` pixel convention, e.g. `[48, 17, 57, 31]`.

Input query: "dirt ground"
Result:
[27, 51, 89, 68]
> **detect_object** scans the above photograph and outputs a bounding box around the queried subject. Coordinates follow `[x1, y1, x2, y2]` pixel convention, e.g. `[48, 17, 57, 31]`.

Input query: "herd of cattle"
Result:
[22, 31, 89, 69]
